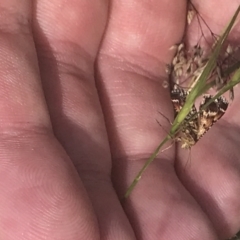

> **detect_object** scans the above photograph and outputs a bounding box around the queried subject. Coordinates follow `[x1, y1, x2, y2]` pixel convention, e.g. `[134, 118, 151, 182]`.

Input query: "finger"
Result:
[0, 1, 97, 239]
[176, 127, 240, 239]
[175, 1, 240, 238]
[97, 0, 219, 239]
[186, 0, 240, 46]
[33, 0, 135, 239]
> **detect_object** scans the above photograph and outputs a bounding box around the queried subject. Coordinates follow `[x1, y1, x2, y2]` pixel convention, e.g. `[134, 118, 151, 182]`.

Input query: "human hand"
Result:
[0, 0, 239, 239]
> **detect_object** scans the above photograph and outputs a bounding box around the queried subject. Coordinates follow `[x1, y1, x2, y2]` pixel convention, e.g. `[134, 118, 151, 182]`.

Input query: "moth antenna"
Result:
[157, 111, 173, 125]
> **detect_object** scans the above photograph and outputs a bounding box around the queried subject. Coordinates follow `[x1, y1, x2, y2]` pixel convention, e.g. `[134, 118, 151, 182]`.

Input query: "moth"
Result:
[166, 0, 237, 149]
[171, 85, 228, 149]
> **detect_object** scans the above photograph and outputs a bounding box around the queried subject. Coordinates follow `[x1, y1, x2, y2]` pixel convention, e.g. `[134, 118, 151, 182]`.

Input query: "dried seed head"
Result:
[226, 44, 233, 56]
[162, 80, 169, 89]
[187, 3, 196, 25]
[165, 64, 172, 75]
[169, 45, 178, 51]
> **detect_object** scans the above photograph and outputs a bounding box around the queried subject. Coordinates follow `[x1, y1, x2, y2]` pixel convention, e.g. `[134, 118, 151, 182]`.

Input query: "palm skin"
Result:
[0, 0, 239, 240]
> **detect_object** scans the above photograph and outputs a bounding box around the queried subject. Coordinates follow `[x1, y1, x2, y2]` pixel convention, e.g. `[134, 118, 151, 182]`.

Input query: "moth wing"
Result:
[198, 95, 228, 138]
[170, 86, 187, 116]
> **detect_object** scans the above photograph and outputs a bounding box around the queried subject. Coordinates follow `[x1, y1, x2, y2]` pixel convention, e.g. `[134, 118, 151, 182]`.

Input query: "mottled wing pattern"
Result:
[170, 85, 199, 148]
[197, 95, 228, 139]
[170, 85, 198, 128]
[170, 86, 228, 149]
[170, 86, 187, 117]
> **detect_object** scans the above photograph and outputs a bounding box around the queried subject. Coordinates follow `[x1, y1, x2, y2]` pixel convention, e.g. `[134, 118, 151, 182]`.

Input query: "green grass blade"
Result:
[124, 5, 240, 198]
[170, 5, 240, 134]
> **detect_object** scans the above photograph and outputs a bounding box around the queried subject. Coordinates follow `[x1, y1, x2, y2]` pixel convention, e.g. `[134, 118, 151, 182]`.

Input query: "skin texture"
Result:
[0, 0, 239, 239]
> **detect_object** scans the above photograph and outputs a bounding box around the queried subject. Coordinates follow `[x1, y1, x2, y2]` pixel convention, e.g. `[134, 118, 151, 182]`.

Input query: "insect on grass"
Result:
[168, 1, 240, 149]
[124, 3, 240, 199]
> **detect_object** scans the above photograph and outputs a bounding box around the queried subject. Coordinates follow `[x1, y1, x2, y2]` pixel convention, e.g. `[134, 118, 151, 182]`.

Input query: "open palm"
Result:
[0, 0, 239, 239]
